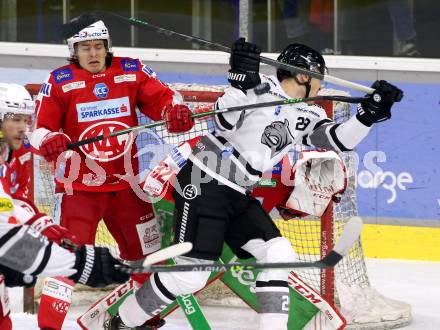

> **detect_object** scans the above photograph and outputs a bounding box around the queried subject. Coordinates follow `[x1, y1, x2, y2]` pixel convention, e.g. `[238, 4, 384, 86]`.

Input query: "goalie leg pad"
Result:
[77, 279, 135, 330]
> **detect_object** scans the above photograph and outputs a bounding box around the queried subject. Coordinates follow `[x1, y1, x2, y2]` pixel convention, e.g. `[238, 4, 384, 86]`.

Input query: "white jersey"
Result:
[190, 74, 371, 194]
[0, 165, 76, 278]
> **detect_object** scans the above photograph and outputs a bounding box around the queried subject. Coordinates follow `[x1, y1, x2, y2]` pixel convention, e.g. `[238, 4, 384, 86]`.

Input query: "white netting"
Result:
[28, 84, 411, 328]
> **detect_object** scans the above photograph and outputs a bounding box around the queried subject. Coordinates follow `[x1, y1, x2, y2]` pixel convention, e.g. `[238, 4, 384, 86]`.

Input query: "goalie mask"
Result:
[62, 14, 112, 57]
[277, 43, 326, 97]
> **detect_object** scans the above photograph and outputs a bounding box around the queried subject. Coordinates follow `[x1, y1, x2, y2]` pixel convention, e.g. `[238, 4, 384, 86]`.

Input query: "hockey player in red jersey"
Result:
[29, 14, 194, 330]
[0, 83, 130, 330]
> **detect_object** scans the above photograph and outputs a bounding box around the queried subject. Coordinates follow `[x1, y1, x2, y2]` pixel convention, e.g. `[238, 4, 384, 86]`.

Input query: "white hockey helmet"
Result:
[65, 16, 111, 56]
[0, 83, 34, 121]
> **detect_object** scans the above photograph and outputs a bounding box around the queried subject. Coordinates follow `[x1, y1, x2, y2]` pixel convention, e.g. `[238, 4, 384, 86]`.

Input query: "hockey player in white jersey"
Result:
[0, 83, 130, 329]
[106, 39, 403, 329]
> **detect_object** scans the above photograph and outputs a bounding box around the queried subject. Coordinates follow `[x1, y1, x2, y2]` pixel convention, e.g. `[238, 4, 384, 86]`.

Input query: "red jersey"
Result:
[8, 144, 32, 200]
[33, 57, 175, 192]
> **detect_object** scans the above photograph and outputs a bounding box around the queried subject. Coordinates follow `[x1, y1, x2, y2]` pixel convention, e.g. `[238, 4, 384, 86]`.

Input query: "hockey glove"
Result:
[26, 213, 79, 251]
[0, 265, 36, 288]
[68, 245, 129, 288]
[39, 132, 71, 162]
[228, 37, 261, 91]
[163, 104, 194, 133]
[356, 80, 403, 126]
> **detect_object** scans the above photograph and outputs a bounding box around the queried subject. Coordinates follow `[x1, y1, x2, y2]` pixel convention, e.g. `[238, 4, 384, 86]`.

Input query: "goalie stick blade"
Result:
[142, 242, 193, 267]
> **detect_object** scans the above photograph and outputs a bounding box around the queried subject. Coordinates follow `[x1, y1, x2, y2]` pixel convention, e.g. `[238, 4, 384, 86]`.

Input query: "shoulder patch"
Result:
[121, 58, 139, 72]
[141, 65, 156, 77]
[39, 82, 52, 97]
[52, 68, 74, 84]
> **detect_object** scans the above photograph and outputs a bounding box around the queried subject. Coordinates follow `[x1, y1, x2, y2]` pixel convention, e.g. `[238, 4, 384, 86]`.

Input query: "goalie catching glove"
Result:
[284, 150, 347, 218]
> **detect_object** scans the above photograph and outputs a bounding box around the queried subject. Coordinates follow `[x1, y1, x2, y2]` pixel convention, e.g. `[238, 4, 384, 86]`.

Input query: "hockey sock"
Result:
[38, 276, 74, 330]
[119, 273, 176, 327]
[255, 279, 289, 330]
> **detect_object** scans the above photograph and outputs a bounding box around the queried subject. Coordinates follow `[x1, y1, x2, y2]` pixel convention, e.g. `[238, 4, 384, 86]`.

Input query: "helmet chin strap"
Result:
[293, 75, 312, 98]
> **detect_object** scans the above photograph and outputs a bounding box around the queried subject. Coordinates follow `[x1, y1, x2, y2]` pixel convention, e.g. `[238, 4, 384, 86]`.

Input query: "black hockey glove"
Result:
[228, 37, 261, 91]
[356, 80, 403, 127]
[0, 265, 36, 288]
[68, 245, 129, 288]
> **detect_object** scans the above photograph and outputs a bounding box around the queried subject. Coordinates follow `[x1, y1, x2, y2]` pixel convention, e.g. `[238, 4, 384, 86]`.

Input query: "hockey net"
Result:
[25, 83, 411, 329]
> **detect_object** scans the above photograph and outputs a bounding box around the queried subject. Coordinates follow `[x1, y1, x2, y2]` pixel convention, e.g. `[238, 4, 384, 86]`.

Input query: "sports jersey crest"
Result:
[261, 119, 293, 158]
[78, 121, 134, 161]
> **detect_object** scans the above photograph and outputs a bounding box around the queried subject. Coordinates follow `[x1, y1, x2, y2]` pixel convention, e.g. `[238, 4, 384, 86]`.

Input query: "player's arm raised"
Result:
[305, 80, 403, 152]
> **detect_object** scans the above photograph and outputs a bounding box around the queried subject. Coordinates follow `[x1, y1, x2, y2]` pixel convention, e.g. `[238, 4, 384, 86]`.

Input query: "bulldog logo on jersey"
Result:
[261, 119, 294, 158]
[78, 121, 134, 161]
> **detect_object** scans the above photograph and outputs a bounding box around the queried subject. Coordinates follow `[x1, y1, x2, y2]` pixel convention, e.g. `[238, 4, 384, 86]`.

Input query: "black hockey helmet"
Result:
[276, 43, 326, 82]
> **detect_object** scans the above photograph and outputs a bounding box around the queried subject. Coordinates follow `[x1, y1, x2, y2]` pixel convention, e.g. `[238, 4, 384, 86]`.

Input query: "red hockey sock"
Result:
[38, 276, 74, 330]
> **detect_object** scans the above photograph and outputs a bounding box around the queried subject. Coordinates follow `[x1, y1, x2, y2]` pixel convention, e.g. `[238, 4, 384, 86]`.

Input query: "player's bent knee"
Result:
[157, 257, 212, 296]
[264, 237, 297, 263]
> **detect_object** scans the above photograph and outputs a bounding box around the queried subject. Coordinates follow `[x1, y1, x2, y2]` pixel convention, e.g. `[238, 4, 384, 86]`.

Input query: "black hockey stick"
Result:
[94, 11, 374, 94]
[67, 91, 367, 149]
[116, 216, 363, 274]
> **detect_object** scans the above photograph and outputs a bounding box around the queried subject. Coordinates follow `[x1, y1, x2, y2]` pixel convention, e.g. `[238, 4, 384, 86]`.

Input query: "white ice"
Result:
[9, 258, 440, 329]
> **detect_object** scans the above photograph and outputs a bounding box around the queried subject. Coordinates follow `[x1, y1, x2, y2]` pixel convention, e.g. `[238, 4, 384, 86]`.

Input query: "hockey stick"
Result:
[133, 242, 193, 266]
[117, 216, 363, 274]
[67, 92, 367, 149]
[94, 11, 374, 94]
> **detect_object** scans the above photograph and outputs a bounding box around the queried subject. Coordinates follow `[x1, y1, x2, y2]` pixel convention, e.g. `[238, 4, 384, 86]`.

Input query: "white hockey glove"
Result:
[143, 142, 192, 198]
[285, 150, 347, 217]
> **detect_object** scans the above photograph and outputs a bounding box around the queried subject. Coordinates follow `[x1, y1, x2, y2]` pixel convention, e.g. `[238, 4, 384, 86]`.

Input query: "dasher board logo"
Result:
[76, 96, 130, 122]
[93, 83, 109, 99]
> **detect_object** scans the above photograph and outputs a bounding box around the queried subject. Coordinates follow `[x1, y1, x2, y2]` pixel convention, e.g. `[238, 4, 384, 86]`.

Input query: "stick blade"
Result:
[333, 216, 363, 256]
[142, 242, 193, 267]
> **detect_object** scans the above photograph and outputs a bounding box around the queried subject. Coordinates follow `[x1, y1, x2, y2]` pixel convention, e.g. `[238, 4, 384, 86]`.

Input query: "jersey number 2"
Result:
[295, 117, 311, 131]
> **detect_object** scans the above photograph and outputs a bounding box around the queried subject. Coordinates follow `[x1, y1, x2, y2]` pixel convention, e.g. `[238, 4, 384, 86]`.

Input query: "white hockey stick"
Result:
[117, 217, 363, 274]
[133, 242, 194, 267]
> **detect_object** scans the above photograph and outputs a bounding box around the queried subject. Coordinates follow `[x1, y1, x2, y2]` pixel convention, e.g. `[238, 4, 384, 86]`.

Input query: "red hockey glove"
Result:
[163, 104, 194, 133]
[26, 214, 79, 251]
[40, 132, 71, 162]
